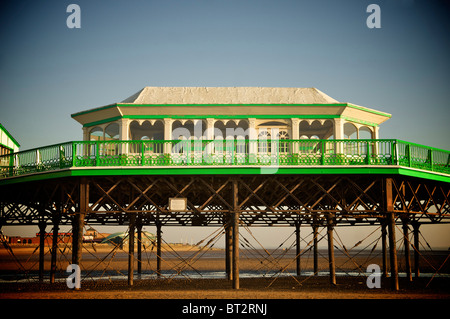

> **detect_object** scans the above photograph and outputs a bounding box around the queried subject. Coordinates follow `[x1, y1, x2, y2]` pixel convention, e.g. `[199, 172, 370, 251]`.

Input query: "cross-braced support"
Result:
[0, 173, 449, 291]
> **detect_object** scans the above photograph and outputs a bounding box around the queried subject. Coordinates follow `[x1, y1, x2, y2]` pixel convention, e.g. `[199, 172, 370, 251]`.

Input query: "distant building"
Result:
[0, 122, 20, 156]
[4, 230, 111, 245]
[7, 233, 73, 245]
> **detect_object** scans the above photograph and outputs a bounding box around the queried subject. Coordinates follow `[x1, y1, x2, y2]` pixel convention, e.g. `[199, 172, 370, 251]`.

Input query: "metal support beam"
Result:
[381, 222, 388, 278]
[295, 222, 301, 276]
[312, 223, 319, 276]
[128, 214, 135, 286]
[327, 214, 336, 285]
[156, 222, 162, 277]
[232, 179, 239, 290]
[136, 217, 142, 275]
[50, 216, 60, 284]
[225, 219, 233, 280]
[413, 222, 420, 278]
[402, 219, 412, 282]
[386, 178, 399, 291]
[38, 220, 46, 283]
[72, 178, 88, 267]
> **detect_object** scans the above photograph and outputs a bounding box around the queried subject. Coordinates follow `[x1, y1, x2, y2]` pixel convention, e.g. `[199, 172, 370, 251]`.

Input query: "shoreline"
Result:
[1, 244, 449, 300]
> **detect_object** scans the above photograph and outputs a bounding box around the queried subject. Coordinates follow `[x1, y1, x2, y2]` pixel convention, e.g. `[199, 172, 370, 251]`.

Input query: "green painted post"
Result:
[141, 140, 145, 166]
[95, 141, 100, 167]
[320, 141, 325, 165]
[429, 149, 433, 171]
[407, 144, 411, 167]
[72, 142, 76, 167]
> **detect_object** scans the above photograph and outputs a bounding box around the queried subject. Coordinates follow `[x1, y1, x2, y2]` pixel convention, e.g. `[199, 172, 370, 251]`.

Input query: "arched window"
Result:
[258, 130, 271, 153]
[278, 130, 289, 153]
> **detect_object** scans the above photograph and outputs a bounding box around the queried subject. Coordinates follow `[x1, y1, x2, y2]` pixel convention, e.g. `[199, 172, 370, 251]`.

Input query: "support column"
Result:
[128, 214, 135, 286]
[225, 219, 233, 280]
[156, 222, 162, 277]
[312, 222, 319, 276]
[334, 118, 344, 154]
[136, 218, 142, 275]
[291, 118, 300, 155]
[295, 222, 301, 276]
[388, 212, 399, 290]
[402, 219, 412, 282]
[73, 178, 88, 268]
[50, 215, 60, 284]
[412, 222, 420, 278]
[82, 127, 89, 141]
[386, 178, 399, 290]
[164, 118, 173, 154]
[232, 179, 240, 290]
[248, 118, 257, 163]
[119, 118, 130, 154]
[327, 214, 336, 285]
[381, 222, 389, 277]
[38, 221, 46, 283]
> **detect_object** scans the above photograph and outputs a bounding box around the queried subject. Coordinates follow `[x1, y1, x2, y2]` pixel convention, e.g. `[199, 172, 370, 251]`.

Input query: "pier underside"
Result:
[0, 172, 449, 291]
[1, 173, 449, 227]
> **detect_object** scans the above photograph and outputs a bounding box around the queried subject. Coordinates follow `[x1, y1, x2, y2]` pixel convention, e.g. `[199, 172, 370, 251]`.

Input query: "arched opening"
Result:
[130, 120, 164, 140]
[344, 123, 358, 139]
[172, 120, 206, 140]
[105, 123, 120, 141]
[89, 127, 103, 141]
[359, 126, 373, 139]
[299, 120, 334, 140]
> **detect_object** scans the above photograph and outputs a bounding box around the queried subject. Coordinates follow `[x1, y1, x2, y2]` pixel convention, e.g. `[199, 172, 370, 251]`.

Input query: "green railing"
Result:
[1, 139, 449, 179]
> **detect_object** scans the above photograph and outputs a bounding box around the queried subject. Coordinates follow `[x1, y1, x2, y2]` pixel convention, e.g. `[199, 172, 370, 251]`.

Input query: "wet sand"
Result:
[1, 244, 449, 300]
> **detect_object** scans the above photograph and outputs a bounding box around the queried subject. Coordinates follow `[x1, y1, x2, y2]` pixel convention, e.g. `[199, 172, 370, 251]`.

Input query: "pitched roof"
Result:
[120, 87, 340, 105]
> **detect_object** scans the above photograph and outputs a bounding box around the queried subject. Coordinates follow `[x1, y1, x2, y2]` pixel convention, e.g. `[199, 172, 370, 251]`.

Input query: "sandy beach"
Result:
[1, 244, 449, 300]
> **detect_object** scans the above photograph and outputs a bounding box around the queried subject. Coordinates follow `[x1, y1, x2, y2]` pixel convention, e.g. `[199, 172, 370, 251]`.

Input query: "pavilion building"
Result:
[71, 87, 391, 144]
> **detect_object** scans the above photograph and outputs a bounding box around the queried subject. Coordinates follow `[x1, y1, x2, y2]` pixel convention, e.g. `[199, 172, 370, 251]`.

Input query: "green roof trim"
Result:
[72, 103, 391, 119]
[0, 123, 20, 148]
[83, 114, 341, 128]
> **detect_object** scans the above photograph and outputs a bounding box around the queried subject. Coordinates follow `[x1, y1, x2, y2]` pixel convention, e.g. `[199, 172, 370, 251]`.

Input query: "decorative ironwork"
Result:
[1, 139, 449, 179]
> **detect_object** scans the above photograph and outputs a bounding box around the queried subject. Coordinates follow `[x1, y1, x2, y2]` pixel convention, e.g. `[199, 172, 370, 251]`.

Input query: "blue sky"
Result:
[0, 0, 449, 248]
[1, 0, 449, 150]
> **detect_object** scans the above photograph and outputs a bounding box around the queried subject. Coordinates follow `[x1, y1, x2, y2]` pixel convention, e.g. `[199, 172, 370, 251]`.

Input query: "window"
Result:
[258, 130, 271, 153]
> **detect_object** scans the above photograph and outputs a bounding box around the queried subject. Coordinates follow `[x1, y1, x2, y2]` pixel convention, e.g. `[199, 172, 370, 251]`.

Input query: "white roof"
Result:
[120, 87, 340, 105]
